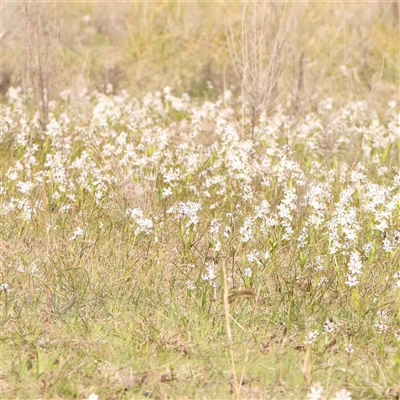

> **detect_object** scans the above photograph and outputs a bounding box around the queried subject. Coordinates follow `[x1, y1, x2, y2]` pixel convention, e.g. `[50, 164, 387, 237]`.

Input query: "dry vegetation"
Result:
[1, 1, 399, 104]
[1, 1, 400, 399]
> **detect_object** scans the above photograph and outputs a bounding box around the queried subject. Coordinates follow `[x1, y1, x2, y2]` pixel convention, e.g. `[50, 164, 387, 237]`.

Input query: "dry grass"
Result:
[1, 1, 399, 108]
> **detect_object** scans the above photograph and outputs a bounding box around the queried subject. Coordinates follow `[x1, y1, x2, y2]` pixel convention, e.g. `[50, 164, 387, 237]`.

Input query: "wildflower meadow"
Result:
[1, 2, 399, 399]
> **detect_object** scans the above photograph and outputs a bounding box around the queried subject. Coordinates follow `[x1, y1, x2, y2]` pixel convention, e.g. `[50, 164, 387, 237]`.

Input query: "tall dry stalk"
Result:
[221, 260, 240, 398]
[23, 2, 59, 128]
[41, 180, 52, 329]
[225, 2, 301, 139]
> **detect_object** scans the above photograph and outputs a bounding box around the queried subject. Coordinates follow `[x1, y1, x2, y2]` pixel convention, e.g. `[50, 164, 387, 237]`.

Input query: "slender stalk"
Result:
[222, 260, 240, 398]
[41, 180, 51, 328]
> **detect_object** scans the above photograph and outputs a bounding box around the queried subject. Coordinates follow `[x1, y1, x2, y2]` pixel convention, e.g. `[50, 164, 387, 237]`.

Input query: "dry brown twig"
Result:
[23, 2, 59, 128]
[225, 1, 305, 139]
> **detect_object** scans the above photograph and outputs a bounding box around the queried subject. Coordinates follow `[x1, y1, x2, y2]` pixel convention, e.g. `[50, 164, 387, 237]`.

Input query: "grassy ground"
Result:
[1, 2, 400, 400]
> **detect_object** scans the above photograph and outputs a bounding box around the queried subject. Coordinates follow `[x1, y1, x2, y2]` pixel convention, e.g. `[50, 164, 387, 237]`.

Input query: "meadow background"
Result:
[1, 1, 400, 399]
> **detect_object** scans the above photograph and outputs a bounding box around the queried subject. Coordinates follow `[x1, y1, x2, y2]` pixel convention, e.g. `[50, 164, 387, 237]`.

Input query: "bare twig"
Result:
[225, 2, 294, 140]
[23, 2, 59, 128]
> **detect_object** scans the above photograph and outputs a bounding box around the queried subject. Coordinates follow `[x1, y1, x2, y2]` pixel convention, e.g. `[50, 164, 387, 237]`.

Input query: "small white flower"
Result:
[345, 274, 359, 287]
[70, 228, 85, 241]
[52, 191, 60, 200]
[246, 251, 259, 263]
[203, 263, 216, 283]
[394, 271, 400, 288]
[345, 343, 354, 354]
[209, 219, 220, 237]
[223, 226, 231, 239]
[374, 310, 389, 334]
[332, 388, 352, 400]
[105, 83, 113, 94]
[60, 205, 72, 213]
[362, 242, 373, 256]
[323, 318, 335, 334]
[135, 218, 153, 235]
[243, 268, 252, 278]
[239, 217, 253, 243]
[308, 382, 324, 400]
[162, 187, 172, 199]
[214, 240, 221, 252]
[383, 238, 393, 253]
[178, 201, 201, 227]
[82, 14, 91, 24]
[347, 252, 362, 275]
[0, 283, 9, 291]
[127, 208, 153, 234]
[318, 276, 329, 287]
[305, 331, 319, 345]
[16, 181, 35, 195]
[59, 89, 70, 101]
[314, 256, 324, 272]
[7, 170, 18, 181]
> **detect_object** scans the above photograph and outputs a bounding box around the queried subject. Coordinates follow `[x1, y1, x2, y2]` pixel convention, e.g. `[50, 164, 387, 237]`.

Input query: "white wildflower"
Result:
[127, 208, 153, 234]
[243, 268, 252, 278]
[314, 256, 324, 272]
[347, 252, 362, 275]
[332, 388, 352, 400]
[323, 318, 335, 334]
[240, 217, 253, 243]
[203, 262, 216, 285]
[16, 181, 35, 195]
[345, 343, 354, 354]
[70, 228, 84, 241]
[246, 251, 259, 263]
[305, 331, 319, 345]
[0, 283, 9, 291]
[394, 271, 400, 288]
[383, 238, 393, 253]
[308, 382, 324, 400]
[178, 201, 202, 227]
[345, 274, 359, 288]
[82, 14, 91, 24]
